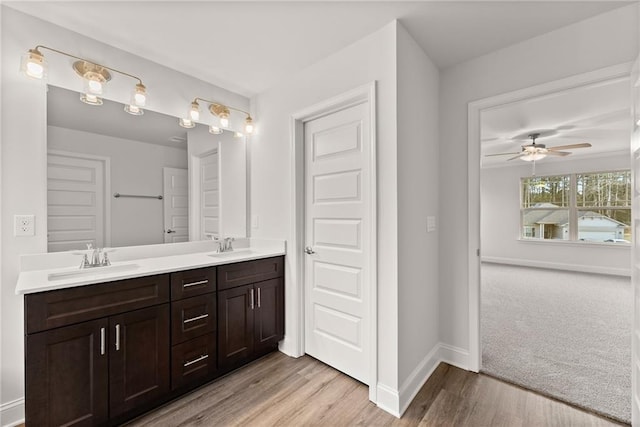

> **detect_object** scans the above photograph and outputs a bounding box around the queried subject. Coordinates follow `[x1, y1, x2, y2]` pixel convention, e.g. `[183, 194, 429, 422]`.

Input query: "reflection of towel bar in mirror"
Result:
[113, 192, 163, 200]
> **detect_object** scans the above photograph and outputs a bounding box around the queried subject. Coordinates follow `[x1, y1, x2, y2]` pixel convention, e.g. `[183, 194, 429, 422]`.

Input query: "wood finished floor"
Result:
[126, 352, 625, 427]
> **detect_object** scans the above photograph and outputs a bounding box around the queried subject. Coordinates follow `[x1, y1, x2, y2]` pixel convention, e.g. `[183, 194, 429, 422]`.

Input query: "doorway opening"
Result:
[469, 63, 633, 423]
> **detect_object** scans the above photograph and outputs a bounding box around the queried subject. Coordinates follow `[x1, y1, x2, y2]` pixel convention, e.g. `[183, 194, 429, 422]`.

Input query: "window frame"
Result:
[520, 169, 631, 244]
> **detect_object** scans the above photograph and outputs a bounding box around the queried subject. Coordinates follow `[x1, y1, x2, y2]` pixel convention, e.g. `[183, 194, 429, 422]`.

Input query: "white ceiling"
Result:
[481, 76, 631, 167]
[47, 85, 189, 148]
[5, 1, 631, 97]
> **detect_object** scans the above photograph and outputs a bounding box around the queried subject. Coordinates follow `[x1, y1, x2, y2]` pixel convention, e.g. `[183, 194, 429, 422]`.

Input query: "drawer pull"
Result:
[184, 313, 209, 324]
[184, 354, 208, 367]
[183, 279, 208, 288]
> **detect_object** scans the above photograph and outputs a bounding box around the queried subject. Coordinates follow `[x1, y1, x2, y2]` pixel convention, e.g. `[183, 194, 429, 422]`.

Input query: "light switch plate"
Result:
[15, 214, 35, 236]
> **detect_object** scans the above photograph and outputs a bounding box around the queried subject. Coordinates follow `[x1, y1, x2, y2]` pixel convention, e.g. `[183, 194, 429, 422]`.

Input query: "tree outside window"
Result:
[521, 170, 631, 243]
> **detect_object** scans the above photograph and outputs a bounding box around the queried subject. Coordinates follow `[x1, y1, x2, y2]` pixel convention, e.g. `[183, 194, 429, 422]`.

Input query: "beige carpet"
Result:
[481, 263, 631, 424]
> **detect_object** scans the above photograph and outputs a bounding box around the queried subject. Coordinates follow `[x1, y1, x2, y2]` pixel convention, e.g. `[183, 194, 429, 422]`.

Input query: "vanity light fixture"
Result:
[179, 118, 196, 128]
[181, 97, 255, 134]
[21, 45, 148, 114]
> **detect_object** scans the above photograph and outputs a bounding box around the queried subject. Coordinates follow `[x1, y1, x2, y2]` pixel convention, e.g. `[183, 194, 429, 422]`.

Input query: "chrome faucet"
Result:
[210, 235, 234, 253]
[79, 243, 111, 268]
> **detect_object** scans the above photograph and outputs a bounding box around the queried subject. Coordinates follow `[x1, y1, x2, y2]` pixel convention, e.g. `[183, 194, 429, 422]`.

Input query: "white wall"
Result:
[482, 153, 631, 276]
[48, 125, 188, 247]
[0, 7, 248, 425]
[250, 20, 401, 404]
[439, 5, 638, 354]
[396, 24, 441, 409]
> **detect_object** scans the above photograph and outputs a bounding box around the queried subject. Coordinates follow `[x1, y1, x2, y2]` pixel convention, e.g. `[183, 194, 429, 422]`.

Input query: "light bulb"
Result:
[220, 116, 229, 128]
[189, 101, 200, 121]
[80, 93, 103, 106]
[132, 83, 147, 107]
[179, 118, 195, 128]
[21, 48, 47, 80]
[87, 79, 103, 94]
[209, 126, 223, 135]
[124, 104, 144, 116]
[245, 116, 254, 134]
[234, 132, 244, 138]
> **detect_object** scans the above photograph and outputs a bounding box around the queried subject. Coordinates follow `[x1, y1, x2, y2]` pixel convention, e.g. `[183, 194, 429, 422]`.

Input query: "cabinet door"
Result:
[109, 305, 170, 417]
[26, 319, 109, 427]
[218, 284, 254, 370]
[254, 278, 285, 353]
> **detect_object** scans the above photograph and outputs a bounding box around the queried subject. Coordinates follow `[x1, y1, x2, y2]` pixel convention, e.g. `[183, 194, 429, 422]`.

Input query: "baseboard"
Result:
[0, 397, 24, 427]
[375, 383, 400, 417]
[278, 336, 303, 358]
[439, 342, 470, 371]
[482, 256, 631, 277]
[398, 343, 441, 416]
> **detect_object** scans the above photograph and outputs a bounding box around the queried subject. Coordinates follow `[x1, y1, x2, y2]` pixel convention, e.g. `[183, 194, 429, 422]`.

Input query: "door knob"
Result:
[305, 246, 315, 255]
[166, 229, 176, 234]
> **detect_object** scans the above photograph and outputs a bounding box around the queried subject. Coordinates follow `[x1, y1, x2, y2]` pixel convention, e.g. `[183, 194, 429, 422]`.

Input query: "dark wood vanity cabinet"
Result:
[169, 267, 217, 391]
[24, 256, 284, 426]
[25, 274, 171, 426]
[217, 257, 284, 371]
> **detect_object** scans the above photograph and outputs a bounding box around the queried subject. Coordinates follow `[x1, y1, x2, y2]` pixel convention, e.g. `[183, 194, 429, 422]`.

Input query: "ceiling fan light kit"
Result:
[485, 132, 592, 163]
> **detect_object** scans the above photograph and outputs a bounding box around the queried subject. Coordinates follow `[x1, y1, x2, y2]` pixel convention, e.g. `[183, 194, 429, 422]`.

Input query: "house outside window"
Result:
[521, 170, 631, 243]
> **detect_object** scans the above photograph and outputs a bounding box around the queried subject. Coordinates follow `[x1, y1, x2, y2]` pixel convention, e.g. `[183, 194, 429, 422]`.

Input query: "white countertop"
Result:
[16, 239, 286, 295]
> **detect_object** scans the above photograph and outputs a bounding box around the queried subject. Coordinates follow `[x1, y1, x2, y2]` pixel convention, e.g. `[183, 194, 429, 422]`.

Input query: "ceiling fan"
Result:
[485, 133, 592, 162]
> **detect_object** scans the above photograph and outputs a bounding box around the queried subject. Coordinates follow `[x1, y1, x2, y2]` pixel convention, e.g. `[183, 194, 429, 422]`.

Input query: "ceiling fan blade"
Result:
[545, 151, 571, 156]
[547, 143, 592, 151]
[506, 153, 525, 161]
[484, 152, 521, 157]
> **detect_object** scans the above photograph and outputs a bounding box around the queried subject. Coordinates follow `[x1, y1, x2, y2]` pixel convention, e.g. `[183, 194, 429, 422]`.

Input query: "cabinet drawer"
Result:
[171, 267, 216, 300]
[217, 256, 284, 291]
[171, 294, 216, 344]
[171, 334, 217, 390]
[26, 274, 170, 334]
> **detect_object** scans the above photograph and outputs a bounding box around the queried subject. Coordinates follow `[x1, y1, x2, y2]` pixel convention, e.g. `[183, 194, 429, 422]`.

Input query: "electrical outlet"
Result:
[15, 214, 35, 236]
[427, 216, 436, 233]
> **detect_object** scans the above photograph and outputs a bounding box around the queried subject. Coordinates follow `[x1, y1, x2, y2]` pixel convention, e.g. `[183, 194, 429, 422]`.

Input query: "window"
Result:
[521, 170, 631, 243]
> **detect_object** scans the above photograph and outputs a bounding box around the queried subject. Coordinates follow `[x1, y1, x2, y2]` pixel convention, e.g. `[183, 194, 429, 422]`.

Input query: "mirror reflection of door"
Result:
[163, 167, 189, 243]
[199, 150, 220, 240]
[47, 151, 108, 252]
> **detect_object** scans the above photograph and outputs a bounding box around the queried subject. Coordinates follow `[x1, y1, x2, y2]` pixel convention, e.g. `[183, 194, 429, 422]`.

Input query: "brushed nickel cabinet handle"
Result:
[183, 354, 208, 367]
[115, 324, 120, 351]
[250, 289, 255, 310]
[183, 279, 208, 288]
[100, 327, 105, 356]
[184, 313, 209, 324]
[257, 287, 261, 308]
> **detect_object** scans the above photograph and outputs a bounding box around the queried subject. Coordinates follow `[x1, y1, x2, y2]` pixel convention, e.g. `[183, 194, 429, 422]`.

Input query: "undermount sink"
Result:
[48, 263, 140, 281]
[208, 249, 257, 258]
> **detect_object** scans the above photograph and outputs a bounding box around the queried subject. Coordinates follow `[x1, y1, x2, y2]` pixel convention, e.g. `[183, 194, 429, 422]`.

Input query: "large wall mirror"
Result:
[46, 85, 247, 252]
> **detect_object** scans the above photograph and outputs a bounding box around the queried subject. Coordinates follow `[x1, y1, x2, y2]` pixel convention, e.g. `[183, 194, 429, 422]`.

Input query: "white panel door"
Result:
[200, 150, 220, 239]
[304, 102, 371, 384]
[163, 167, 189, 243]
[47, 153, 105, 252]
[631, 55, 640, 425]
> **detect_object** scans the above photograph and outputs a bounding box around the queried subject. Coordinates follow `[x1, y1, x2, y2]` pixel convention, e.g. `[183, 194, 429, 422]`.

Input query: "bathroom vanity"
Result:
[16, 241, 285, 426]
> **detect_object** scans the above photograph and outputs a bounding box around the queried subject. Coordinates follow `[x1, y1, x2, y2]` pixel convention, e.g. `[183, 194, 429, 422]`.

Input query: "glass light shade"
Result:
[520, 153, 547, 162]
[189, 101, 200, 121]
[80, 93, 103, 106]
[179, 118, 195, 128]
[234, 132, 244, 138]
[219, 116, 229, 128]
[84, 78, 103, 95]
[245, 117, 254, 134]
[209, 126, 223, 135]
[21, 49, 47, 80]
[124, 104, 144, 116]
[132, 83, 147, 107]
